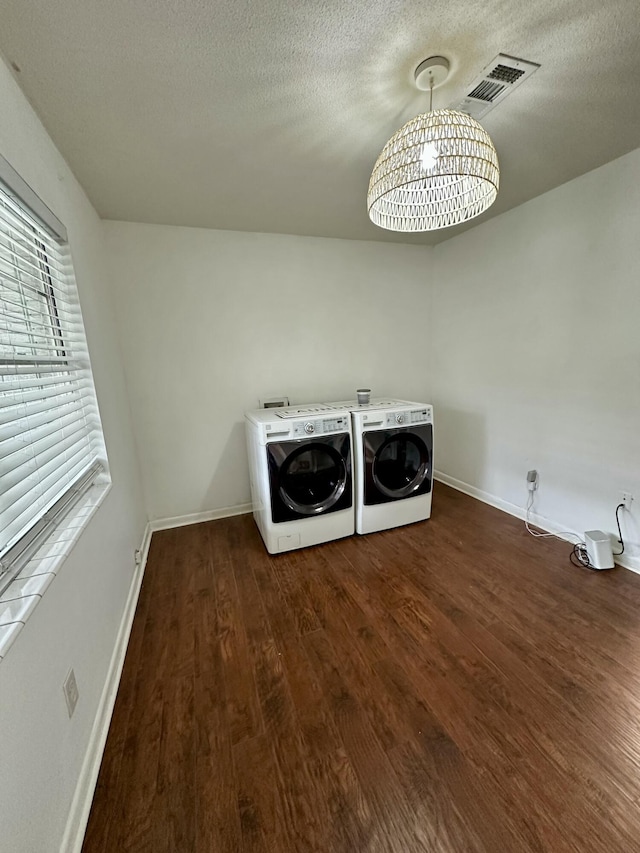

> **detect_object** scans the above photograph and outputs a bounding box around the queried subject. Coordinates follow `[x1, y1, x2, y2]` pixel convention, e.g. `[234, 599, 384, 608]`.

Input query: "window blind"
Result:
[0, 175, 105, 589]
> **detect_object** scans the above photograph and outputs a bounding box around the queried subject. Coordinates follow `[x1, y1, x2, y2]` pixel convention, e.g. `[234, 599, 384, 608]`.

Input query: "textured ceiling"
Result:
[1, 0, 639, 245]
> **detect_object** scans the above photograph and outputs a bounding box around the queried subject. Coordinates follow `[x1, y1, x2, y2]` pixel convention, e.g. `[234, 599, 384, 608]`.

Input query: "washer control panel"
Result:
[384, 407, 432, 427]
[292, 415, 348, 437]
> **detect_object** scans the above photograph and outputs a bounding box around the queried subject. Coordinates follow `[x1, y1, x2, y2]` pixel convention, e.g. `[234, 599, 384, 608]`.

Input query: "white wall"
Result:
[0, 58, 147, 851]
[431, 148, 640, 565]
[103, 148, 640, 571]
[103, 222, 434, 522]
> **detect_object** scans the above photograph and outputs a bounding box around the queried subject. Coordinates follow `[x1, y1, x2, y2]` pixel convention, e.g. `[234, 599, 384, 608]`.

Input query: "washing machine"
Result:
[328, 399, 433, 534]
[245, 404, 354, 554]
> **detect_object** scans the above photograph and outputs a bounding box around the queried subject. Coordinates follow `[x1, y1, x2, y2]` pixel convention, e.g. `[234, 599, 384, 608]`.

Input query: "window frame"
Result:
[0, 154, 108, 600]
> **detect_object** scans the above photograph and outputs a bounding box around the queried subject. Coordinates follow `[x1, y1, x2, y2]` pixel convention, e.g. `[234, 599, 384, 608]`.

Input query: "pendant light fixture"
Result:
[367, 56, 500, 232]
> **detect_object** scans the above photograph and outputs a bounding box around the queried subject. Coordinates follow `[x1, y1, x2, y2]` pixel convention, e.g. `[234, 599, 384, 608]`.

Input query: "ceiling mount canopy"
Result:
[367, 55, 500, 233]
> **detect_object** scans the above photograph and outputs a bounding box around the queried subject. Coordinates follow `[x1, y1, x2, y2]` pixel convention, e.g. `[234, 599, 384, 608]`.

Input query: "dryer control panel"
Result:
[383, 407, 432, 427]
[292, 415, 348, 437]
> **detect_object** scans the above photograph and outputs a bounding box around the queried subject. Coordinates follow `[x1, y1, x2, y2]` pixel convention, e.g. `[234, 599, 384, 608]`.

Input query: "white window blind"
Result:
[0, 170, 105, 591]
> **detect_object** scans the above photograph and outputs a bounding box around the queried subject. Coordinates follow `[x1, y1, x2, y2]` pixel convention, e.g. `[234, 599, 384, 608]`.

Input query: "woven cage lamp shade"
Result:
[367, 109, 500, 232]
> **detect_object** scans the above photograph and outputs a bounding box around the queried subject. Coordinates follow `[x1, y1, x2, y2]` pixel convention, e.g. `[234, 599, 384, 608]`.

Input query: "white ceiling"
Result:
[1, 0, 639, 245]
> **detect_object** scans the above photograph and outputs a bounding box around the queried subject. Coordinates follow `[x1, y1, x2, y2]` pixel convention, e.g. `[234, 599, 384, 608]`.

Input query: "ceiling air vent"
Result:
[467, 80, 506, 103]
[452, 53, 540, 119]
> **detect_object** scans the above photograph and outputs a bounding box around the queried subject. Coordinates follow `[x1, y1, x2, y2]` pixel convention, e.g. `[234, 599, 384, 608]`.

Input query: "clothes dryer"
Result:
[328, 399, 433, 534]
[245, 404, 354, 554]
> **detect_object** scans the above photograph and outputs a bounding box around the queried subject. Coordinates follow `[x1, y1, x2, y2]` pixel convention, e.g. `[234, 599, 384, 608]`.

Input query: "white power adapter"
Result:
[584, 530, 615, 570]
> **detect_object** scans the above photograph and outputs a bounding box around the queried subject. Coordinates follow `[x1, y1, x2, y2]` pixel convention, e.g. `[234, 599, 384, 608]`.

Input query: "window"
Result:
[0, 157, 107, 595]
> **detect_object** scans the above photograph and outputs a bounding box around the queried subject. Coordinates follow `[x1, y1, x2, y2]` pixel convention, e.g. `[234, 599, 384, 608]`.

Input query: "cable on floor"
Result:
[524, 491, 582, 543]
[570, 542, 593, 569]
[525, 490, 627, 572]
[568, 503, 626, 570]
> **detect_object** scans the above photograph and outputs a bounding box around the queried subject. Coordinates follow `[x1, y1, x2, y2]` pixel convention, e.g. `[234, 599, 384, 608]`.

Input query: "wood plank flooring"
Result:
[82, 484, 640, 852]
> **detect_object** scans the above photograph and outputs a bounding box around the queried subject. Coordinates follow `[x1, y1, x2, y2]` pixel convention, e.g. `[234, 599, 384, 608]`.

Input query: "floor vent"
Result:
[452, 54, 540, 119]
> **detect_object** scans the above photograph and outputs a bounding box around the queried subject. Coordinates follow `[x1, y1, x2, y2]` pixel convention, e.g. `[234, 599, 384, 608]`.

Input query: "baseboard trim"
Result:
[434, 471, 640, 576]
[616, 553, 640, 575]
[150, 502, 252, 532]
[61, 522, 152, 853]
[435, 470, 532, 525]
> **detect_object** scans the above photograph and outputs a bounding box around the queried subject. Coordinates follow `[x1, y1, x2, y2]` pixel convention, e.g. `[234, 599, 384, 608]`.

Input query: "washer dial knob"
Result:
[304, 422, 315, 434]
[395, 413, 405, 425]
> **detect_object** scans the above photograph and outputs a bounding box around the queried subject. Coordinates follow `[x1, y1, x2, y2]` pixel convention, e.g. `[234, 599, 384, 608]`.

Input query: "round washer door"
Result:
[372, 432, 430, 499]
[279, 442, 347, 515]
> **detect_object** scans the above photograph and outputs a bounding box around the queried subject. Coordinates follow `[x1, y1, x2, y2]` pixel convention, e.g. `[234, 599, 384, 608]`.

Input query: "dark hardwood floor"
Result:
[82, 484, 640, 852]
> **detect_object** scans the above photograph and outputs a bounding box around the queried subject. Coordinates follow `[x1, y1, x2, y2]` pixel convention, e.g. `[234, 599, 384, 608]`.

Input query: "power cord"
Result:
[524, 490, 582, 542]
[570, 542, 592, 569]
[569, 502, 626, 570]
[525, 487, 627, 571]
[613, 503, 625, 556]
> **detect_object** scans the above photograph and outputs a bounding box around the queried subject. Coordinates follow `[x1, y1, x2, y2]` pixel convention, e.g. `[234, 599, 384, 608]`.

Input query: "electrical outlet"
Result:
[527, 469, 538, 491]
[63, 668, 79, 718]
[621, 492, 634, 509]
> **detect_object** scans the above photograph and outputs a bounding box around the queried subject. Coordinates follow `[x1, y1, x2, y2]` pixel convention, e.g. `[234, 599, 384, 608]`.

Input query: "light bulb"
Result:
[420, 142, 440, 170]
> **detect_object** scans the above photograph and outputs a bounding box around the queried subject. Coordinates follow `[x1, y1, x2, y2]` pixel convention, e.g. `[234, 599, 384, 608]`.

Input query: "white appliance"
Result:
[245, 404, 354, 554]
[584, 530, 615, 570]
[327, 399, 433, 535]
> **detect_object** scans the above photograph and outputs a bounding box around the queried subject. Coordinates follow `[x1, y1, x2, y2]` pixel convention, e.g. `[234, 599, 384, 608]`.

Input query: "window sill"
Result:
[0, 480, 112, 661]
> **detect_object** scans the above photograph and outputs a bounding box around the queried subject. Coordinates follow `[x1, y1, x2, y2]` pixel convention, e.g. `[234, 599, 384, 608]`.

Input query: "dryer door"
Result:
[364, 424, 432, 505]
[267, 434, 352, 522]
